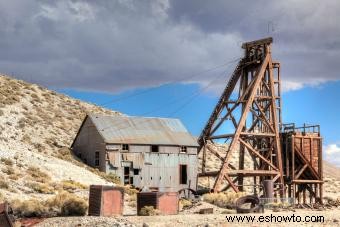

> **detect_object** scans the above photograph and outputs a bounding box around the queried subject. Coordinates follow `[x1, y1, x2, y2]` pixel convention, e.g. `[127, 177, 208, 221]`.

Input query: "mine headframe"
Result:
[198, 37, 284, 195]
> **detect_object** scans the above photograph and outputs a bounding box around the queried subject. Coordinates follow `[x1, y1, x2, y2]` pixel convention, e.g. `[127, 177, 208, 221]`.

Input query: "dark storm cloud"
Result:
[0, 0, 339, 93]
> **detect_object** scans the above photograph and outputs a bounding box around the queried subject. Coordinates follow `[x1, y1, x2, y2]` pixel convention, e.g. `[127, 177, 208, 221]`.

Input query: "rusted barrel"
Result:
[263, 180, 274, 199]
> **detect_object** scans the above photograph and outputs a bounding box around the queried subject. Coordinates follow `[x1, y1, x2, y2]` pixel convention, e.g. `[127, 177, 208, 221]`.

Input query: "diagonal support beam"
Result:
[213, 53, 271, 192]
[239, 138, 278, 170]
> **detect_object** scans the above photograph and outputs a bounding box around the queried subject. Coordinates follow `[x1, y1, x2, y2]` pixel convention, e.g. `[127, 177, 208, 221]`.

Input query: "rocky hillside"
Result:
[0, 74, 121, 201]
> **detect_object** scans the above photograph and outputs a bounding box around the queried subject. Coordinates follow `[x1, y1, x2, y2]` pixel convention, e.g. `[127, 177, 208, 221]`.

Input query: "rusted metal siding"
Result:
[72, 117, 106, 172]
[137, 192, 179, 215]
[88, 185, 124, 216]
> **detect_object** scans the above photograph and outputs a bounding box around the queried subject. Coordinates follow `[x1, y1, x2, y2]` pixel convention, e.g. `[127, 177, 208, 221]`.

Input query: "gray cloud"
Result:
[0, 0, 339, 93]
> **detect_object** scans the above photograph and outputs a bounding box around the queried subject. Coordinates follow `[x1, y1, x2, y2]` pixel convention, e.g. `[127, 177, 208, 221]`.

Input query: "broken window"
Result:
[151, 145, 159, 153]
[122, 144, 129, 151]
[133, 169, 139, 175]
[180, 146, 187, 153]
[95, 152, 99, 166]
[179, 164, 187, 184]
[124, 167, 130, 185]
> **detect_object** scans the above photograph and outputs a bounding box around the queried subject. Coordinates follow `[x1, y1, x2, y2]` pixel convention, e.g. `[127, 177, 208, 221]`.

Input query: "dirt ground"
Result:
[35, 205, 340, 227]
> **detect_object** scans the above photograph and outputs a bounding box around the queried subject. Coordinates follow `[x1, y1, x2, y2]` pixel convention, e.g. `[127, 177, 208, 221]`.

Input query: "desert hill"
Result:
[0, 74, 121, 201]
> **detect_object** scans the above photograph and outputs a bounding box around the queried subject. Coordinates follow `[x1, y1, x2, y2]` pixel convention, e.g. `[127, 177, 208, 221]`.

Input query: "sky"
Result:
[0, 0, 339, 165]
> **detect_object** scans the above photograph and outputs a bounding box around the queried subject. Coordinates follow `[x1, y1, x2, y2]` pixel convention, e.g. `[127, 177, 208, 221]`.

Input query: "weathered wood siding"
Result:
[72, 117, 106, 172]
[105, 144, 198, 191]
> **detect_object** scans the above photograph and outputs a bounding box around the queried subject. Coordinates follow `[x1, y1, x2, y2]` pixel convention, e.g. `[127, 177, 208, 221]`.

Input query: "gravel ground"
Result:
[35, 216, 135, 227]
[126, 208, 340, 227]
[35, 207, 340, 227]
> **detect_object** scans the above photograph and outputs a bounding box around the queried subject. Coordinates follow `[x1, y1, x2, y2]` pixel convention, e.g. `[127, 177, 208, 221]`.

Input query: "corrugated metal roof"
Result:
[88, 114, 198, 147]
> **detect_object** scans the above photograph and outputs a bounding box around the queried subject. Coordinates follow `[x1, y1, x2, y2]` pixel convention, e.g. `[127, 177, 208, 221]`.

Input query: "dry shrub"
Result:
[2, 166, 15, 175]
[54, 147, 73, 161]
[27, 166, 51, 183]
[1, 157, 13, 166]
[8, 173, 21, 180]
[21, 134, 31, 143]
[12, 192, 88, 218]
[60, 180, 88, 192]
[128, 201, 136, 207]
[179, 198, 192, 209]
[17, 117, 26, 128]
[0, 178, 9, 189]
[87, 168, 120, 185]
[0, 109, 4, 116]
[27, 182, 54, 194]
[139, 206, 160, 216]
[12, 199, 46, 217]
[61, 195, 88, 216]
[203, 192, 245, 208]
[46, 191, 87, 216]
[128, 193, 137, 202]
[124, 185, 138, 195]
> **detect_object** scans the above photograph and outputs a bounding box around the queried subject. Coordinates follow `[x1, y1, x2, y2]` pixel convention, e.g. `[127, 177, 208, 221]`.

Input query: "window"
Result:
[133, 169, 140, 175]
[122, 144, 129, 151]
[151, 145, 159, 153]
[124, 167, 130, 185]
[95, 152, 99, 166]
[179, 165, 187, 184]
[180, 146, 187, 153]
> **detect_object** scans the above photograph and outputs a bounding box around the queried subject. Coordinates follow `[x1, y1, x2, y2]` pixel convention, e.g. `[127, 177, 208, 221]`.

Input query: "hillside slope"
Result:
[0, 74, 120, 200]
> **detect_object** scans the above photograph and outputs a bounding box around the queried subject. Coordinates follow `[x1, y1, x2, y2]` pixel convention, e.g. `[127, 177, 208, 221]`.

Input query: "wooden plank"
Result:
[295, 164, 308, 179]
[242, 37, 273, 49]
[292, 180, 323, 184]
[239, 138, 278, 170]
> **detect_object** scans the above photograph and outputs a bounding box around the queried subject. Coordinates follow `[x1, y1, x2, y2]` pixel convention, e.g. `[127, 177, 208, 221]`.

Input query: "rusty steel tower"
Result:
[198, 37, 284, 195]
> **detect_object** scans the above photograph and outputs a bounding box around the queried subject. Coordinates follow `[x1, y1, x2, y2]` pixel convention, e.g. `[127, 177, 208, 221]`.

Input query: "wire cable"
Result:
[99, 58, 240, 106]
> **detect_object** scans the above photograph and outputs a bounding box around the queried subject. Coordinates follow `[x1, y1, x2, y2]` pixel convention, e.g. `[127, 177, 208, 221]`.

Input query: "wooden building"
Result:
[71, 114, 198, 192]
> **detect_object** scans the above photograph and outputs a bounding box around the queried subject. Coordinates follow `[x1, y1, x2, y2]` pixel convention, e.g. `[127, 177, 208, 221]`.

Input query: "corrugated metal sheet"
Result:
[88, 114, 198, 146]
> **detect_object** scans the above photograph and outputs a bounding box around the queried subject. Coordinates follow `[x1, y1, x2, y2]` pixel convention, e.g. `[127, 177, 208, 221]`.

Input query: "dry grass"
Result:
[0, 178, 9, 189]
[12, 191, 88, 218]
[87, 167, 121, 185]
[60, 195, 88, 216]
[27, 166, 51, 183]
[179, 198, 192, 209]
[46, 191, 88, 216]
[60, 180, 88, 192]
[27, 182, 54, 194]
[11, 199, 46, 217]
[54, 147, 74, 162]
[139, 206, 160, 216]
[1, 157, 14, 166]
[124, 186, 139, 195]
[2, 166, 15, 175]
[203, 192, 246, 208]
